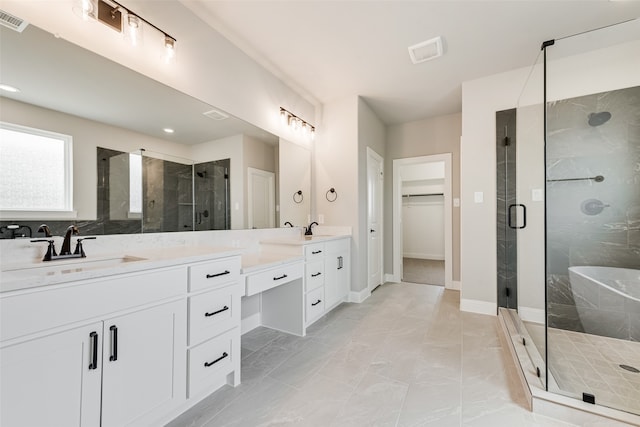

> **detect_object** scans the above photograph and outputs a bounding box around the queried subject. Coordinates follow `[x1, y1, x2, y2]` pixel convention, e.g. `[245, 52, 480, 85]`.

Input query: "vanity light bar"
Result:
[280, 107, 315, 141]
[76, 0, 177, 60]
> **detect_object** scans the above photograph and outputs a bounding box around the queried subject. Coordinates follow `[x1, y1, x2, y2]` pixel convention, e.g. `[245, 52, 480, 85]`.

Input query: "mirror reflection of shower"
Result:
[194, 159, 230, 231]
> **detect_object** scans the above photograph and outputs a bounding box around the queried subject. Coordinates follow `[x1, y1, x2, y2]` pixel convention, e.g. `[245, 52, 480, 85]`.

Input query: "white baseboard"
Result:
[460, 298, 496, 316]
[384, 273, 399, 283]
[348, 287, 371, 303]
[241, 313, 261, 335]
[448, 280, 461, 291]
[518, 306, 545, 324]
[403, 253, 445, 261]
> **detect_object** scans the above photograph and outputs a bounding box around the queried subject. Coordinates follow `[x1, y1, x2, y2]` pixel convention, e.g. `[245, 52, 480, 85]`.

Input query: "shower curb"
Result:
[497, 309, 640, 427]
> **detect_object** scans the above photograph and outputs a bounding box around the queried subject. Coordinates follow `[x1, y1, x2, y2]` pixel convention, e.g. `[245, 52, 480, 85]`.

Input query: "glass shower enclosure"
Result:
[506, 17, 640, 418]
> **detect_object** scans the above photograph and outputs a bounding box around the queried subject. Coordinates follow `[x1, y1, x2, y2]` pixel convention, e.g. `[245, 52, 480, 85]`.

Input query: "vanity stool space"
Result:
[259, 235, 351, 329]
[0, 249, 242, 427]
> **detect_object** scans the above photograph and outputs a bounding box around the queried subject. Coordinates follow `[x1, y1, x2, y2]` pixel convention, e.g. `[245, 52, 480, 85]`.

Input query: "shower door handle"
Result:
[508, 204, 527, 229]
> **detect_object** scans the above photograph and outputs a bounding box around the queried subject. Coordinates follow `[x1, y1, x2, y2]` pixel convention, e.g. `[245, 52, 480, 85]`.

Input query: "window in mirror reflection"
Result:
[0, 122, 72, 212]
[129, 153, 142, 216]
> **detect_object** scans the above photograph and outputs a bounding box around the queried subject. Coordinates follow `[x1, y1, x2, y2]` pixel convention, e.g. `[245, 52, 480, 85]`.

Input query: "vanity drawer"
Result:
[305, 286, 325, 324]
[188, 257, 240, 293]
[304, 243, 325, 261]
[188, 329, 237, 398]
[305, 260, 324, 292]
[188, 285, 239, 346]
[245, 262, 303, 297]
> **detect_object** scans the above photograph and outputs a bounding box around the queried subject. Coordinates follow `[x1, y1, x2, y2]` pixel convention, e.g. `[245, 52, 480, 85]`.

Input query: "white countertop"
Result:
[0, 246, 242, 294]
[259, 234, 349, 246]
[241, 253, 304, 274]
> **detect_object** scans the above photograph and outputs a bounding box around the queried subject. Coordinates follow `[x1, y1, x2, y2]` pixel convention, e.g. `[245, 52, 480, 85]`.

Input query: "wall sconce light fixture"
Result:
[74, 0, 177, 62]
[280, 107, 315, 141]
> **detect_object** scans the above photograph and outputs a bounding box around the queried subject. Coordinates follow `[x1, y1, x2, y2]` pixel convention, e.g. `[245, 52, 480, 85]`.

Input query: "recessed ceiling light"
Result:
[163, 128, 175, 134]
[0, 84, 20, 93]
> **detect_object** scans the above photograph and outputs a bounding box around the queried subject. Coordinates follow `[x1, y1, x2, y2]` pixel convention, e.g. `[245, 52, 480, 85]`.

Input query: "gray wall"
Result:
[386, 113, 461, 281]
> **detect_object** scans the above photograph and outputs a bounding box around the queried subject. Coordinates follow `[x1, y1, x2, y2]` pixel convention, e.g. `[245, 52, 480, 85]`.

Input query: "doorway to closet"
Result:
[393, 154, 453, 288]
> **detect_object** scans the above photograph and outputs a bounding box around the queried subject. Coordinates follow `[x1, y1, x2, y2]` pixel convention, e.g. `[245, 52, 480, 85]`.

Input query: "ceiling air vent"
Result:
[0, 10, 28, 33]
[203, 109, 229, 121]
[408, 36, 443, 65]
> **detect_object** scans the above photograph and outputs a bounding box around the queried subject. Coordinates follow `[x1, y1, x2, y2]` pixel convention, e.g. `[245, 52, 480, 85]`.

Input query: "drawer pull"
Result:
[206, 270, 230, 279]
[311, 299, 322, 306]
[311, 250, 322, 255]
[311, 272, 322, 277]
[273, 274, 288, 281]
[205, 305, 230, 317]
[204, 352, 229, 367]
[89, 331, 98, 370]
[109, 325, 118, 362]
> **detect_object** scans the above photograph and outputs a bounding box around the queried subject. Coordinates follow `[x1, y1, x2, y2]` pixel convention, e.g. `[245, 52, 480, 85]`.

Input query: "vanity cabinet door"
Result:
[101, 300, 185, 427]
[0, 322, 103, 427]
[324, 239, 351, 309]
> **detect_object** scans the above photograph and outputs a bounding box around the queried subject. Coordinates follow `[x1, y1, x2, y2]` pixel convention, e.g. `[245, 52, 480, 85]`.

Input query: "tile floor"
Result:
[402, 259, 445, 286]
[166, 282, 575, 427]
[525, 322, 640, 416]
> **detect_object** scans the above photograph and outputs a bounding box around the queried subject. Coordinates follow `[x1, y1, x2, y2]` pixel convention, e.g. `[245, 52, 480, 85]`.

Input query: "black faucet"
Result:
[60, 225, 79, 256]
[284, 221, 294, 228]
[38, 224, 52, 237]
[304, 222, 319, 236]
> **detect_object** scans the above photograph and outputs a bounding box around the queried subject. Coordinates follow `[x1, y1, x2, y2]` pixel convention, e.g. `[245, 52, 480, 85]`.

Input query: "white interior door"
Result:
[367, 147, 384, 292]
[247, 168, 275, 229]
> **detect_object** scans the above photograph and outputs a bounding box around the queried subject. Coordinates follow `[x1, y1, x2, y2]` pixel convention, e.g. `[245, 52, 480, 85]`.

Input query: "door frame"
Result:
[247, 167, 275, 229]
[367, 147, 384, 293]
[393, 153, 453, 289]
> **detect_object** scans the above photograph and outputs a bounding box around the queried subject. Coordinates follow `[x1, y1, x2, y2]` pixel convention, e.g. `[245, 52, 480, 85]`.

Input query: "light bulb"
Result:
[310, 127, 316, 141]
[126, 14, 142, 47]
[72, 0, 96, 21]
[280, 109, 288, 125]
[164, 36, 176, 63]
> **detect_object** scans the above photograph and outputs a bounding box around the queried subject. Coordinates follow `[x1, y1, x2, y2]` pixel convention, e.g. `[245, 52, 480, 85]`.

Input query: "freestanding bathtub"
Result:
[568, 266, 640, 341]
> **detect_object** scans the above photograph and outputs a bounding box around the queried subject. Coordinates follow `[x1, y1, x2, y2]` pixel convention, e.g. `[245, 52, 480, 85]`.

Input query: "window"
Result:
[0, 122, 73, 214]
[129, 152, 142, 215]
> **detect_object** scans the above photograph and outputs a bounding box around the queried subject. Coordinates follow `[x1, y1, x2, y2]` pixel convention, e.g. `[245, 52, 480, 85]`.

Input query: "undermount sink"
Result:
[2, 255, 148, 276]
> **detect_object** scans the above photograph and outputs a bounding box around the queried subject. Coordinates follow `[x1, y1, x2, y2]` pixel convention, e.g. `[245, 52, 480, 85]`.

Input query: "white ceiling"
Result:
[184, 1, 640, 125]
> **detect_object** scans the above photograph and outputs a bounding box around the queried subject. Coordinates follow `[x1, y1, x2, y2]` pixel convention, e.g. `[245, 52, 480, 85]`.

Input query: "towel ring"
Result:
[293, 190, 303, 204]
[326, 188, 337, 202]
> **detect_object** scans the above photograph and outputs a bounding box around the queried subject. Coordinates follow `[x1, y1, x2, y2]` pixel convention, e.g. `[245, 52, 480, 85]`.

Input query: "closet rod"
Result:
[402, 193, 444, 197]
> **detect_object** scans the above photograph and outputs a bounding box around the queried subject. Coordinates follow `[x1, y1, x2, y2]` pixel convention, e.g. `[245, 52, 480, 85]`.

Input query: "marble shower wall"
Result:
[496, 109, 518, 309]
[546, 86, 640, 341]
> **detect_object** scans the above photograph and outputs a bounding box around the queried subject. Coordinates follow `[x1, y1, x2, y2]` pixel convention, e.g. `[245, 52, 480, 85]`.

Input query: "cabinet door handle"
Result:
[206, 270, 230, 279]
[273, 274, 288, 281]
[89, 331, 98, 370]
[204, 352, 229, 367]
[338, 256, 343, 270]
[311, 250, 322, 255]
[205, 305, 229, 317]
[311, 299, 322, 306]
[311, 272, 322, 277]
[109, 325, 118, 362]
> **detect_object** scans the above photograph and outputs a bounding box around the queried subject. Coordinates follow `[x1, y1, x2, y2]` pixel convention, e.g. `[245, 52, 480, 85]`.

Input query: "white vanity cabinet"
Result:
[0, 290, 184, 427]
[303, 238, 350, 325]
[0, 252, 243, 427]
[261, 236, 351, 328]
[186, 257, 242, 399]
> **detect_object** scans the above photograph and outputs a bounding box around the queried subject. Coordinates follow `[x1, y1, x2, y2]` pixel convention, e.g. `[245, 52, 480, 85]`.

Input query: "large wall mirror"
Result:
[0, 23, 311, 237]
